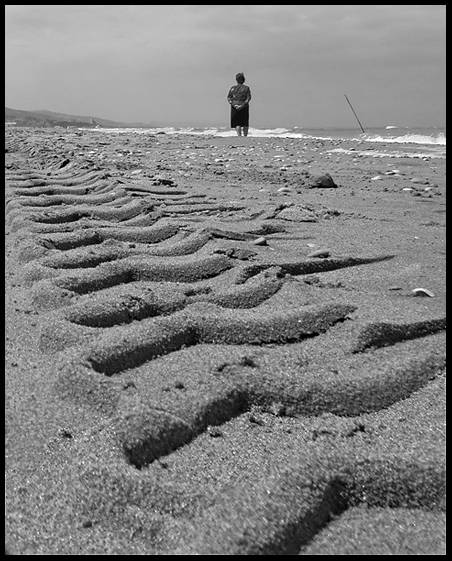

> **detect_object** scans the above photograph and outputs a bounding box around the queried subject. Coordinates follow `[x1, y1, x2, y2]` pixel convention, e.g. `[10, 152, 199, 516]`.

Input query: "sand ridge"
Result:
[5, 126, 446, 555]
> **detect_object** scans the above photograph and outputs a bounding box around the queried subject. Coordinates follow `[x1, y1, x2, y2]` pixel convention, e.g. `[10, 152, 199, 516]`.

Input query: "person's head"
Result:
[236, 72, 245, 84]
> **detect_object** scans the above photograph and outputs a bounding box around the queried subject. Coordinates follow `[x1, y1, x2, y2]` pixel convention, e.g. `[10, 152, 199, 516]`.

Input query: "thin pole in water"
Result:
[344, 94, 365, 133]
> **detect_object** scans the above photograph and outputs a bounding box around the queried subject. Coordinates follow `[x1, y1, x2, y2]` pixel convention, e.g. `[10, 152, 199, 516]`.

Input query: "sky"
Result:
[5, 5, 447, 129]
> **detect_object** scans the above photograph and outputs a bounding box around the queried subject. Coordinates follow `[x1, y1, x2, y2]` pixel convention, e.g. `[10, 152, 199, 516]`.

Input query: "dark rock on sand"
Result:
[307, 172, 338, 188]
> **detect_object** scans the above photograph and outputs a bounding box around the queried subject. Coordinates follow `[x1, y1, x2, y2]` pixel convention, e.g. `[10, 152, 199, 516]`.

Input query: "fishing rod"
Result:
[344, 94, 365, 133]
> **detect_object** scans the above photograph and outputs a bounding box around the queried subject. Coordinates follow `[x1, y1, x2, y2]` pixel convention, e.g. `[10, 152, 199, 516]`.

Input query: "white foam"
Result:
[79, 126, 446, 147]
[363, 132, 446, 146]
[329, 147, 445, 159]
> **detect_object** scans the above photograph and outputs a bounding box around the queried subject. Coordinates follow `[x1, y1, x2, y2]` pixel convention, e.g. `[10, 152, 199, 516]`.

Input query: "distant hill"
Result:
[5, 107, 153, 128]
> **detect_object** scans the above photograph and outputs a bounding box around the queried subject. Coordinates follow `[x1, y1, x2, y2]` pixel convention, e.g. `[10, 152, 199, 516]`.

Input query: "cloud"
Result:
[5, 5, 446, 127]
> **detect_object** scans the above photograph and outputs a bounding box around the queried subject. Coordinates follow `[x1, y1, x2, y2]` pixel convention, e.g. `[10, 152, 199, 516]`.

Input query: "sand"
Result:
[5, 126, 446, 555]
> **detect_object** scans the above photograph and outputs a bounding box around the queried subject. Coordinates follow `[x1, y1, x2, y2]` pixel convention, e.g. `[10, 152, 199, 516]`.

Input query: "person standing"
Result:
[227, 72, 252, 137]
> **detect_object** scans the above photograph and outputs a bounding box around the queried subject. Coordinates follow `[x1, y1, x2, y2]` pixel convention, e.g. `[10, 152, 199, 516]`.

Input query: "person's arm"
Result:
[227, 87, 234, 105]
[246, 88, 252, 104]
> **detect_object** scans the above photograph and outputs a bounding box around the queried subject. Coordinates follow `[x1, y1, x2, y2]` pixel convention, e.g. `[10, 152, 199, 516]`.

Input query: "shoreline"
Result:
[5, 126, 446, 555]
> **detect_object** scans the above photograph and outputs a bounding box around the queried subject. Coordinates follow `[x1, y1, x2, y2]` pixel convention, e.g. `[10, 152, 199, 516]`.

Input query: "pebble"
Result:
[207, 426, 223, 438]
[410, 177, 429, 185]
[371, 175, 383, 181]
[253, 236, 268, 246]
[268, 402, 286, 416]
[411, 287, 434, 297]
[307, 248, 330, 258]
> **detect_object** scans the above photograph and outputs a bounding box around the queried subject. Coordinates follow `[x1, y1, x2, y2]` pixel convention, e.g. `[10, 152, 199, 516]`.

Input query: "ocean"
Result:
[82, 125, 446, 159]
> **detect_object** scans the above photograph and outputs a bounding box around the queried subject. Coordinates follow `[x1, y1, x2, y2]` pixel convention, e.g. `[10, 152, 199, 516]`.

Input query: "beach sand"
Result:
[5, 127, 446, 555]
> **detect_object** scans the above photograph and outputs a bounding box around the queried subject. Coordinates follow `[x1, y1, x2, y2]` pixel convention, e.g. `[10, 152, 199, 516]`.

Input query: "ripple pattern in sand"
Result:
[5, 130, 445, 555]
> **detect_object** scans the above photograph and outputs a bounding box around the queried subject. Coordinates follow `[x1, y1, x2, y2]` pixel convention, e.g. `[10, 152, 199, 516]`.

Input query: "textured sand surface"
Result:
[5, 127, 446, 555]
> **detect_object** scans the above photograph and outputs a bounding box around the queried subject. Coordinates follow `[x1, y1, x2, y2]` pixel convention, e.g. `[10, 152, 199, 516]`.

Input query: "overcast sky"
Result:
[5, 5, 446, 129]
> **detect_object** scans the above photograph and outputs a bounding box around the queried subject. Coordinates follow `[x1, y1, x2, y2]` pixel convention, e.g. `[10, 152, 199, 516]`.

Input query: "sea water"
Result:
[82, 125, 446, 159]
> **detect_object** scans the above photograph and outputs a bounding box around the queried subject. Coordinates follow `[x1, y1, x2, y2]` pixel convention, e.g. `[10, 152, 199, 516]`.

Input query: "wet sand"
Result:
[5, 126, 446, 555]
